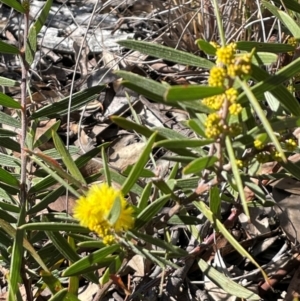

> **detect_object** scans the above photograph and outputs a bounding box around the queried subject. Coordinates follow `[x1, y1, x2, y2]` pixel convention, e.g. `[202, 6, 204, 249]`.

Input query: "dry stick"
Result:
[20, 261, 33, 301]
[258, 253, 300, 298]
[20, 8, 30, 205]
[19, 6, 31, 301]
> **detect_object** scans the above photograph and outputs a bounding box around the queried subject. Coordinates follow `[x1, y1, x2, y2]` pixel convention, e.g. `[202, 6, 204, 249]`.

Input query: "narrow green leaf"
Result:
[155, 138, 213, 149]
[27, 186, 65, 214]
[0, 0, 26, 13]
[209, 186, 221, 219]
[236, 41, 295, 53]
[45, 227, 98, 283]
[33, 120, 61, 149]
[183, 156, 218, 175]
[251, 52, 278, 65]
[271, 0, 300, 14]
[68, 236, 79, 295]
[168, 214, 203, 225]
[239, 63, 300, 116]
[193, 201, 268, 282]
[107, 196, 121, 225]
[109, 170, 144, 196]
[42, 146, 79, 160]
[164, 86, 224, 102]
[162, 155, 195, 164]
[152, 178, 180, 202]
[32, 0, 52, 35]
[0, 208, 17, 223]
[121, 132, 157, 195]
[0, 111, 21, 128]
[111, 116, 196, 157]
[8, 228, 23, 301]
[0, 92, 21, 109]
[28, 152, 82, 197]
[30, 85, 105, 119]
[225, 136, 249, 217]
[242, 176, 268, 203]
[28, 146, 103, 194]
[47, 288, 68, 301]
[74, 144, 104, 170]
[198, 259, 261, 300]
[130, 230, 187, 256]
[118, 40, 214, 68]
[248, 117, 300, 136]
[0, 129, 17, 138]
[238, 78, 285, 161]
[186, 119, 206, 137]
[25, 25, 36, 65]
[0, 218, 49, 272]
[0, 76, 19, 87]
[123, 239, 178, 269]
[40, 271, 63, 295]
[135, 194, 170, 229]
[111, 116, 159, 139]
[63, 244, 120, 277]
[19, 223, 89, 232]
[0, 40, 20, 55]
[138, 182, 152, 211]
[45, 230, 83, 264]
[116, 70, 167, 102]
[196, 39, 216, 55]
[122, 166, 155, 178]
[0, 202, 20, 213]
[262, 1, 300, 38]
[101, 146, 111, 186]
[281, 160, 300, 180]
[9, 204, 26, 301]
[100, 254, 123, 285]
[0, 166, 19, 187]
[52, 131, 86, 185]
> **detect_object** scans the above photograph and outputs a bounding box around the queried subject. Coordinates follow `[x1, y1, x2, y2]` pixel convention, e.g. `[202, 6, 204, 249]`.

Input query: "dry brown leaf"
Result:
[273, 187, 300, 244]
[127, 255, 146, 276]
[109, 142, 146, 172]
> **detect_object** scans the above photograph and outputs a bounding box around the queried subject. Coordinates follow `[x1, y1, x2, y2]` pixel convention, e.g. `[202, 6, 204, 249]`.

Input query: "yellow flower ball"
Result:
[73, 183, 135, 244]
[208, 66, 227, 87]
[229, 103, 242, 115]
[254, 139, 264, 150]
[216, 43, 237, 65]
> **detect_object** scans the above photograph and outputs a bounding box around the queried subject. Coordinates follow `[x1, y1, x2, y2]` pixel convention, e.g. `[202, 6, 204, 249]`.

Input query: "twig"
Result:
[19, 6, 30, 205]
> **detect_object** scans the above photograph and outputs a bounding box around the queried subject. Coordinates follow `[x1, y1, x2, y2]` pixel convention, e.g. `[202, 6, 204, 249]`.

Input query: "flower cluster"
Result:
[253, 138, 298, 164]
[204, 112, 223, 139]
[285, 138, 297, 151]
[203, 43, 252, 139]
[73, 183, 135, 244]
[254, 139, 264, 150]
[256, 150, 283, 163]
[216, 43, 236, 65]
[287, 36, 297, 56]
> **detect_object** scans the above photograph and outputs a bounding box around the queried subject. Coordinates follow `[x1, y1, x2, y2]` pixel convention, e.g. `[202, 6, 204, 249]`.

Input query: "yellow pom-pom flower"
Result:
[254, 139, 264, 150]
[229, 103, 242, 115]
[73, 183, 135, 244]
[225, 88, 238, 103]
[205, 112, 223, 139]
[216, 43, 237, 65]
[236, 159, 244, 168]
[287, 37, 297, 56]
[285, 138, 297, 151]
[208, 66, 227, 87]
[202, 94, 225, 110]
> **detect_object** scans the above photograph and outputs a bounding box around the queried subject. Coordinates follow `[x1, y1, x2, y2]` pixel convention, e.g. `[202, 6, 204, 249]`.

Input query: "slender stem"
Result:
[20, 10, 30, 205]
[212, 0, 226, 46]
